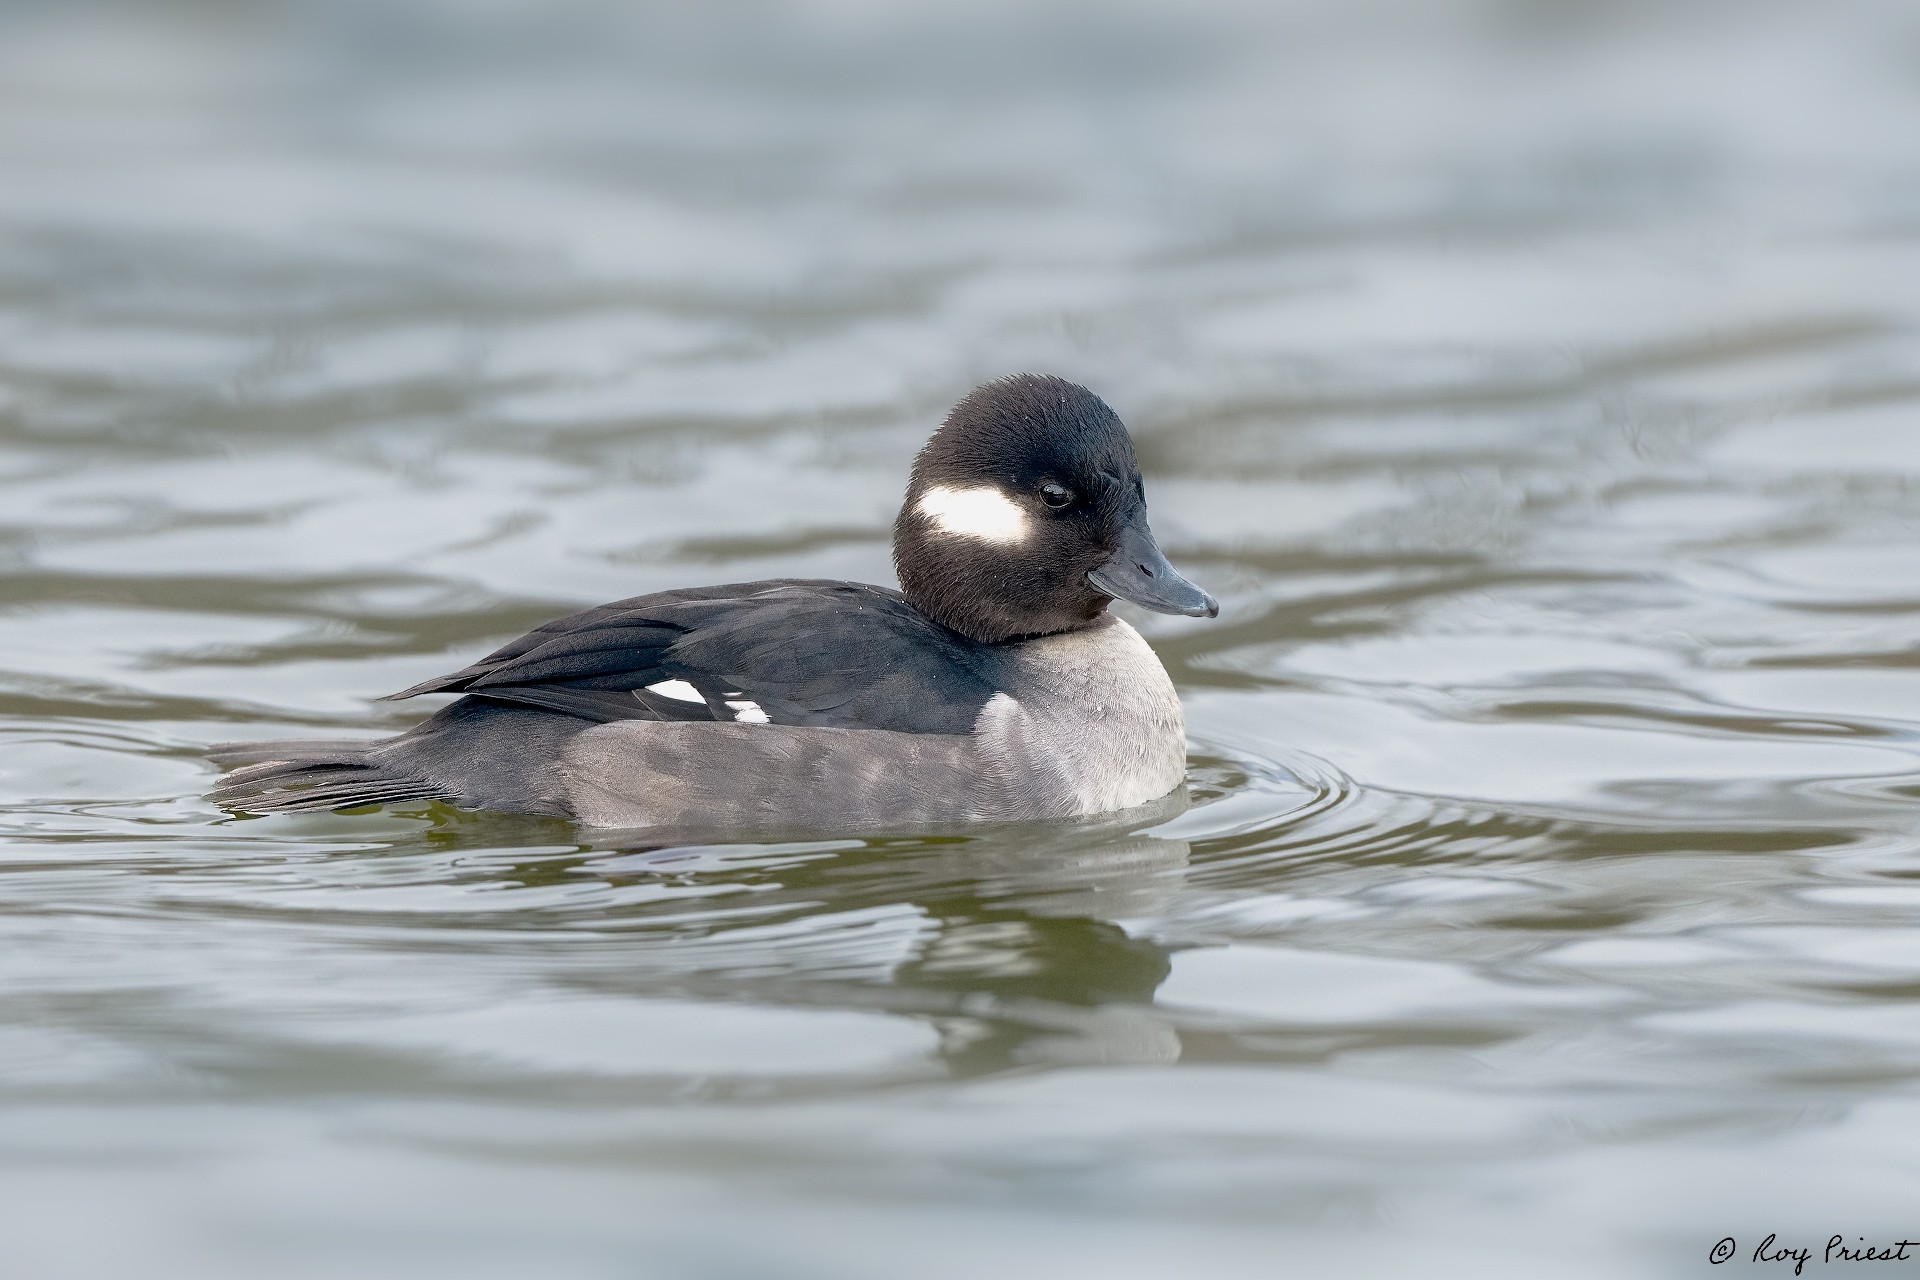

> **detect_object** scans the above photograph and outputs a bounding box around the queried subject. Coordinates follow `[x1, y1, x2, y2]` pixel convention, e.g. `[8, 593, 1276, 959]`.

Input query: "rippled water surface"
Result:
[6, 2, 1920, 1276]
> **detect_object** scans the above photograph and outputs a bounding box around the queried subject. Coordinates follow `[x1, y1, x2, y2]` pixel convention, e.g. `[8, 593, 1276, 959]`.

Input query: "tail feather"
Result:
[207, 740, 449, 814]
[207, 738, 380, 768]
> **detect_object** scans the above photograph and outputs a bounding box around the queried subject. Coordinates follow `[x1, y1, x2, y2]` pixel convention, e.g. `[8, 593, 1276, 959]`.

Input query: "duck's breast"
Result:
[974, 618, 1187, 817]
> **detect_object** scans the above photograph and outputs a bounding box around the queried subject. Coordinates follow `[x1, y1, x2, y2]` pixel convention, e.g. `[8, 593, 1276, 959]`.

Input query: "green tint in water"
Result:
[4, 2, 1920, 1277]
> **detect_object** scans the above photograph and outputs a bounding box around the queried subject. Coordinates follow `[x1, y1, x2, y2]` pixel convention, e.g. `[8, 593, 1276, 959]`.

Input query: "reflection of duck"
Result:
[212, 375, 1218, 829]
[554, 801, 1194, 1074]
[897, 823, 1189, 1073]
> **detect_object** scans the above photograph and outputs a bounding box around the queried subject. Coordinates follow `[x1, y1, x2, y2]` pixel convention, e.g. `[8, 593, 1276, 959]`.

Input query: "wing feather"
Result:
[384, 579, 995, 735]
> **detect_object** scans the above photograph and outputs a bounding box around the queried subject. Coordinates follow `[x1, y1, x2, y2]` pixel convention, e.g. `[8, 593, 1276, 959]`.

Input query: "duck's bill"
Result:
[1087, 522, 1220, 618]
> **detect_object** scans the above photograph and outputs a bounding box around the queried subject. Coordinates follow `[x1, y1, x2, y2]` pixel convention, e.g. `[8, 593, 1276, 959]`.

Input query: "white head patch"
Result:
[916, 484, 1029, 544]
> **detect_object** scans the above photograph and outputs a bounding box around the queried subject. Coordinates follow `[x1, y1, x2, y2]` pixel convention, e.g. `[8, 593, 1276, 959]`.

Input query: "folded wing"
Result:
[383, 579, 996, 736]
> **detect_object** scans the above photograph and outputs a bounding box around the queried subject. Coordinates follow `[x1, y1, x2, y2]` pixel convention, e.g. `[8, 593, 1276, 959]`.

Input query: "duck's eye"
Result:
[1039, 482, 1074, 510]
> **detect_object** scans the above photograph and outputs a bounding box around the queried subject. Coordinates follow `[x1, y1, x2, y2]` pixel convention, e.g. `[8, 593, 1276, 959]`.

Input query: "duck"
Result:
[209, 374, 1219, 829]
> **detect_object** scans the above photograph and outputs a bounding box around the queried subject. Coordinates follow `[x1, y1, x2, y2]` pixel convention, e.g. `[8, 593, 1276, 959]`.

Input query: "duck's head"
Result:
[893, 374, 1218, 644]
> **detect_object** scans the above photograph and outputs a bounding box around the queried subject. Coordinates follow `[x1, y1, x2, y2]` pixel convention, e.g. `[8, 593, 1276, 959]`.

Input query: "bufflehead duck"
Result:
[210, 374, 1218, 828]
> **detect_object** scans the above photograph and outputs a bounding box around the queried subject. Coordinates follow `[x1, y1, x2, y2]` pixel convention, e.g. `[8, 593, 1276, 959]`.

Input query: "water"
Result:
[5, 1, 1920, 1275]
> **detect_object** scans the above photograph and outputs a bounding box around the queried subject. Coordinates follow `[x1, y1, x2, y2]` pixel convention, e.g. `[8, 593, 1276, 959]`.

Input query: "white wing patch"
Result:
[645, 680, 767, 723]
[645, 679, 704, 703]
[916, 484, 1029, 544]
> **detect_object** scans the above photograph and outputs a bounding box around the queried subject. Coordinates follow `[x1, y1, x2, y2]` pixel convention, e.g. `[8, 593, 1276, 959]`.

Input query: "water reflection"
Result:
[417, 799, 1203, 1075]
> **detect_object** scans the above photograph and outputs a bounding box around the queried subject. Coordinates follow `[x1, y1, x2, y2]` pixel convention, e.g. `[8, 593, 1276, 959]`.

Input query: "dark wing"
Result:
[382, 579, 997, 735]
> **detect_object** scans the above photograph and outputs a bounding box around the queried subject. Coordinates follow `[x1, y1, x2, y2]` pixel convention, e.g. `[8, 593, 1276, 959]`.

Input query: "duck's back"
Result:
[382, 579, 994, 729]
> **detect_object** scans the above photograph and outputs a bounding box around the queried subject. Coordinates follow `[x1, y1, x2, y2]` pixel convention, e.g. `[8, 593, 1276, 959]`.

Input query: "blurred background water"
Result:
[4, 0, 1920, 1276]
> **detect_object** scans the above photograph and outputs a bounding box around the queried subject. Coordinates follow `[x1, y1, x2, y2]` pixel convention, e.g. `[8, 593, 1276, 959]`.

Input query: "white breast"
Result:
[973, 618, 1187, 818]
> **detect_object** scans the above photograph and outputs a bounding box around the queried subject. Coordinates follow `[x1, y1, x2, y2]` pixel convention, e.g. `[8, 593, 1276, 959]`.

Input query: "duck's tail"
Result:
[207, 738, 449, 814]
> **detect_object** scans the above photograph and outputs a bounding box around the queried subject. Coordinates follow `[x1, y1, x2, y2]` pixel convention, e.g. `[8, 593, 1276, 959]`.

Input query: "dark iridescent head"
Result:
[892, 374, 1218, 644]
